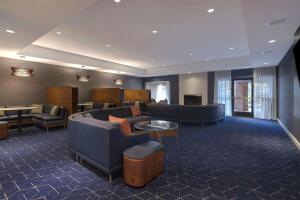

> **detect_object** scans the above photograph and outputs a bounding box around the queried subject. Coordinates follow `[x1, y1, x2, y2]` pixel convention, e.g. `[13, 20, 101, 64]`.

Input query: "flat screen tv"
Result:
[293, 39, 300, 85]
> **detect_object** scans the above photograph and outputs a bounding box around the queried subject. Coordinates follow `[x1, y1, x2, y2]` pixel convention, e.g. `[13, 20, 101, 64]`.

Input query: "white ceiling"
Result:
[1, 0, 300, 77]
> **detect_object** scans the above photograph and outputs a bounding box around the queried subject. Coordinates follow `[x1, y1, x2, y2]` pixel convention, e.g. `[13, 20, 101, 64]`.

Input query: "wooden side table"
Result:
[0, 121, 8, 139]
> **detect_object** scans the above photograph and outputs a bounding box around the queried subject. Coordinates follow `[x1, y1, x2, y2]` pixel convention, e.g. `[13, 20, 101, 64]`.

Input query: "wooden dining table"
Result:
[0, 106, 38, 133]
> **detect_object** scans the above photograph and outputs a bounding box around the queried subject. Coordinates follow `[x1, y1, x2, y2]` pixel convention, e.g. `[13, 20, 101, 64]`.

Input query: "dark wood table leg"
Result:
[17, 110, 22, 133]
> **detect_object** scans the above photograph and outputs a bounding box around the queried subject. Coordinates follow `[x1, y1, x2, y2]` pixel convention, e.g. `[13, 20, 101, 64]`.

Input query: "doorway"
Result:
[232, 78, 253, 117]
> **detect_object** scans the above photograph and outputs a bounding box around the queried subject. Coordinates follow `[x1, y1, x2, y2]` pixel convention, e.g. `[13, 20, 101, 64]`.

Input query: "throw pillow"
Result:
[109, 115, 132, 136]
[49, 106, 59, 116]
[131, 106, 141, 117]
[103, 103, 110, 109]
[134, 101, 140, 107]
[31, 104, 43, 114]
[0, 107, 4, 117]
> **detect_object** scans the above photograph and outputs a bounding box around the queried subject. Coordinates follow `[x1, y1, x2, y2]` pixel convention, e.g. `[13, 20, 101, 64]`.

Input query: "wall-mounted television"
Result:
[293, 38, 300, 85]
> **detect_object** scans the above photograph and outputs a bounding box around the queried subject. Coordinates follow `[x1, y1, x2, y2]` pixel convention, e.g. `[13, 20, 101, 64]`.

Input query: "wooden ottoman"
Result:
[123, 141, 164, 187]
[0, 121, 8, 139]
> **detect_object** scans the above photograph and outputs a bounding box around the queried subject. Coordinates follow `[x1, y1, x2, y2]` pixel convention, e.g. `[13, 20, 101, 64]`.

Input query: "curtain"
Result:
[145, 81, 170, 103]
[214, 70, 232, 116]
[253, 67, 277, 120]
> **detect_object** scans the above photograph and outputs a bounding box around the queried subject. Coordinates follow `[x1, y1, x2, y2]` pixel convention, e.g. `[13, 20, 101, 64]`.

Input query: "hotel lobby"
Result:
[0, 0, 300, 200]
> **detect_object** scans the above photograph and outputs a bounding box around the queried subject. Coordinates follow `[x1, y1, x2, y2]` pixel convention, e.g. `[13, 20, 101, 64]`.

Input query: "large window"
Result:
[253, 67, 277, 120]
[214, 71, 232, 116]
[145, 81, 170, 103]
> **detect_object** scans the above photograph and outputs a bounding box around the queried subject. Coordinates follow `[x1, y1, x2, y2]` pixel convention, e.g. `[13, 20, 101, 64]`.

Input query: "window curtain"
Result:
[145, 81, 170, 103]
[253, 67, 277, 120]
[214, 70, 232, 116]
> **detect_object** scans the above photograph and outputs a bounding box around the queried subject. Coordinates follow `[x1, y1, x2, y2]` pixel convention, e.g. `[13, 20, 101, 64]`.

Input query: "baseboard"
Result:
[277, 119, 300, 150]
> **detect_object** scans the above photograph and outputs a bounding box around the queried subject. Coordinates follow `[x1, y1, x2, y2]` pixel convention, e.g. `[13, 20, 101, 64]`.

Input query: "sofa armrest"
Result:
[141, 111, 151, 116]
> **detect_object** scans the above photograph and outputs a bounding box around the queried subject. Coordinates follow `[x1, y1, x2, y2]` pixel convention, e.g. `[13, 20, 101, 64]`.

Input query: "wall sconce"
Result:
[114, 79, 124, 85]
[11, 67, 34, 77]
[76, 75, 90, 82]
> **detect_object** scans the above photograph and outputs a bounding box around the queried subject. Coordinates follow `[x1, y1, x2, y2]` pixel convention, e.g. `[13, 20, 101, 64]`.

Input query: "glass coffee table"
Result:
[134, 120, 179, 143]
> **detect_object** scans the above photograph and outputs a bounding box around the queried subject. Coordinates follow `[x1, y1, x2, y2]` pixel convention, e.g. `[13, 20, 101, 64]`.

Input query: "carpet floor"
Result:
[0, 117, 299, 200]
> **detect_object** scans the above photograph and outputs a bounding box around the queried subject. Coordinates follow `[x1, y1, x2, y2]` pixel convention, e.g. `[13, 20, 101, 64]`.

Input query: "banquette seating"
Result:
[144, 103, 225, 125]
[0, 105, 68, 131]
[68, 107, 151, 180]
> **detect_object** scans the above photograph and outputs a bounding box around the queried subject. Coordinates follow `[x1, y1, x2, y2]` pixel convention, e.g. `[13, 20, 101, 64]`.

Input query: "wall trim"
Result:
[277, 119, 300, 150]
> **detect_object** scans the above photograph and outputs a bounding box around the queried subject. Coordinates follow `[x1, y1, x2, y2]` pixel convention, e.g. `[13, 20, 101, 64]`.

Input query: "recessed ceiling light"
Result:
[268, 40, 277, 44]
[207, 8, 215, 13]
[229, 47, 235, 50]
[188, 72, 192, 74]
[56, 31, 62, 35]
[114, 0, 121, 2]
[152, 30, 158, 34]
[105, 44, 111, 47]
[151, 59, 156, 62]
[264, 62, 269, 65]
[6, 29, 15, 34]
[189, 52, 195, 56]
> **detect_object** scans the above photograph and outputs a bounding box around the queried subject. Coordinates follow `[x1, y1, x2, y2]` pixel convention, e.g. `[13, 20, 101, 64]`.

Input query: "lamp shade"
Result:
[11, 67, 33, 77]
[76, 75, 90, 82]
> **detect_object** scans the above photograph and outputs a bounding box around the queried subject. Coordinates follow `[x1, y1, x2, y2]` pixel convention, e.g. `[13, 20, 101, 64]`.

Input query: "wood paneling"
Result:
[90, 88, 122, 107]
[124, 89, 151, 103]
[123, 149, 164, 187]
[0, 122, 8, 139]
[46, 86, 78, 115]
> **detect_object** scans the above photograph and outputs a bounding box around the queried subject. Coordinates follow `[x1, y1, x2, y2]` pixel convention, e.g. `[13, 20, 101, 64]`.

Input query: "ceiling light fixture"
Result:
[56, 31, 62, 35]
[105, 44, 111, 47]
[189, 53, 195, 56]
[151, 59, 156, 62]
[268, 40, 277, 44]
[188, 72, 192, 74]
[229, 47, 235, 50]
[264, 62, 269, 65]
[114, 0, 121, 3]
[6, 29, 15, 34]
[152, 30, 158, 34]
[207, 8, 215, 13]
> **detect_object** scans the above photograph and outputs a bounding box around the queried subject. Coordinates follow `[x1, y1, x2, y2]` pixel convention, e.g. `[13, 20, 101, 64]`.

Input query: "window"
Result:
[145, 81, 170, 103]
[214, 71, 232, 116]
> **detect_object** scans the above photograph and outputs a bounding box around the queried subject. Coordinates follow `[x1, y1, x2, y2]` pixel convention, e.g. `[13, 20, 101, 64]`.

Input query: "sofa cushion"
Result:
[33, 113, 63, 121]
[0, 116, 10, 121]
[49, 106, 59, 116]
[130, 106, 141, 117]
[123, 141, 164, 160]
[127, 115, 151, 126]
[109, 115, 132, 136]
[31, 104, 43, 114]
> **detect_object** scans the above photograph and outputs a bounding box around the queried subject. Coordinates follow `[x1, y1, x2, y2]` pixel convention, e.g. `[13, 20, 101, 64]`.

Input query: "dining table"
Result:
[0, 106, 38, 133]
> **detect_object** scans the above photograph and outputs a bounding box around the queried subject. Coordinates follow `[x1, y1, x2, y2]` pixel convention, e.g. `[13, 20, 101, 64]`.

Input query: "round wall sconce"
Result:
[76, 75, 90, 82]
[11, 67, 34, 77]
[114, 79, 124, 85]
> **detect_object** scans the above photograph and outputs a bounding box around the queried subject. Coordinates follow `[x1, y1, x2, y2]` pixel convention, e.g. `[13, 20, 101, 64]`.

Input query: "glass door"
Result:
[232, 78, 253, 117]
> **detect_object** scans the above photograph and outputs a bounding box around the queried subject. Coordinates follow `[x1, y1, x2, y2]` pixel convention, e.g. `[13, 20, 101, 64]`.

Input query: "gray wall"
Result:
[142, 75, 179, 104]
[278, 47, 300, 141]
[0, 57, 142, 106]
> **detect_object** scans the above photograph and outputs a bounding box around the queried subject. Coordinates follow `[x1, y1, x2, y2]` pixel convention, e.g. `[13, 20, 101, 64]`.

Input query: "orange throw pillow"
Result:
[109, 115, 132, 136]
[131, 106, 141, 117]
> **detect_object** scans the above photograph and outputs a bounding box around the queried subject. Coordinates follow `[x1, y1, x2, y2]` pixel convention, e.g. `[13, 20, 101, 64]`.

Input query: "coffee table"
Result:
[134, 120, 179, 143]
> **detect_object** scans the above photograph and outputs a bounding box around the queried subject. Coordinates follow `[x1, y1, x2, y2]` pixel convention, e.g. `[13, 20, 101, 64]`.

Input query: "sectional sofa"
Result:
[144, 103, 225, 125]
[68, 107, 151, 180]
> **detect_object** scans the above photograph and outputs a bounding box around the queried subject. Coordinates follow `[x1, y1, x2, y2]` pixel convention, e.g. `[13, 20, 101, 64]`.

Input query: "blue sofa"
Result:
[68, 107, 151, 180]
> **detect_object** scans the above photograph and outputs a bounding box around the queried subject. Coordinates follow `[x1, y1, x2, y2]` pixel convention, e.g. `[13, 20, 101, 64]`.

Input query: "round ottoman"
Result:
[123, 141, 164, 187]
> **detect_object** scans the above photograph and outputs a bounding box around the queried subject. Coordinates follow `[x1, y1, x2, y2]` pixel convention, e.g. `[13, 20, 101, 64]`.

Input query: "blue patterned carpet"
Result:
[0, 117, 300, 200]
